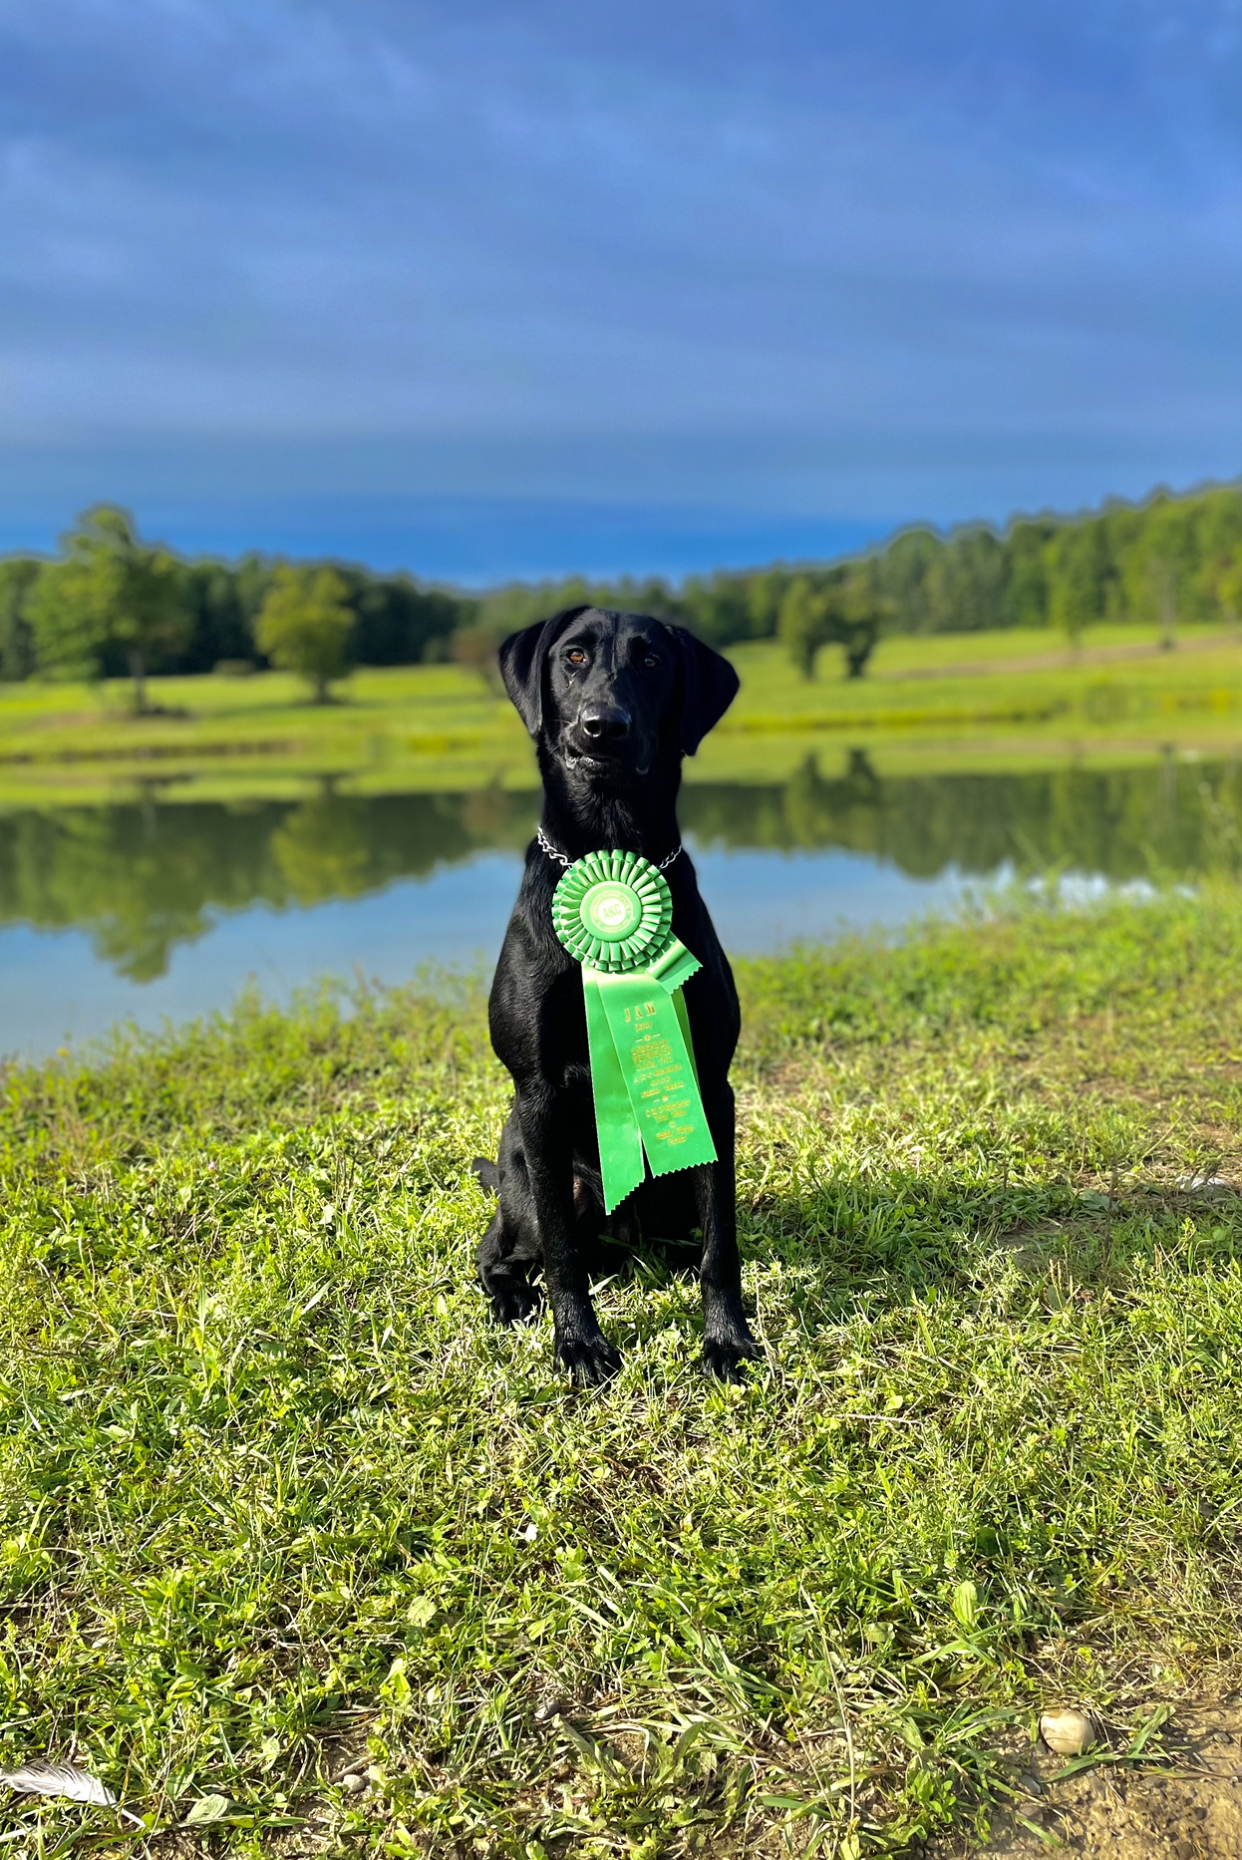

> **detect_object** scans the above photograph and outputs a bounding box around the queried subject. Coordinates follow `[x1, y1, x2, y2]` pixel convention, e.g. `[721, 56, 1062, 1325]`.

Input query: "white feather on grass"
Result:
[0, 1760, 116, 1806]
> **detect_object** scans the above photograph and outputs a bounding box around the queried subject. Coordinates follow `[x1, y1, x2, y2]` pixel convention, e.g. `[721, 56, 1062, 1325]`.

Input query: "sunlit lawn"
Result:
[725, 624, 1242, 726]
[4, 889, 1242, 1854]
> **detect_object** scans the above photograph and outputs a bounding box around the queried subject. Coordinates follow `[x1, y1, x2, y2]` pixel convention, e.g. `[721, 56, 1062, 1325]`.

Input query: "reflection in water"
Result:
[681, 748, 1242, 880]
[1, 751, 1240, 982]
[0, 784, 532, 981]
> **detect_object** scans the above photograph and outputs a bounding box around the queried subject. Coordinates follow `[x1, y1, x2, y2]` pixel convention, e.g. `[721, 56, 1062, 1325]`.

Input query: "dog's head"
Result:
[498, 606, 739, 786]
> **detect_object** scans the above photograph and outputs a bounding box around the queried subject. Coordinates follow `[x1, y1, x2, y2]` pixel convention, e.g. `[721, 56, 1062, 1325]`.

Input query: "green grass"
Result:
[720, 625, 1242, 735]
[3, 624, 1242, 807]
[0, 664, 531, 802]
[5, 891, 1242, 1854]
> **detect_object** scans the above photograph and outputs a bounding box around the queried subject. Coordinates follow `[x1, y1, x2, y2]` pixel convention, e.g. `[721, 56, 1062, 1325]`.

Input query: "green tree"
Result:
[1215, 555, 1242, 637]
[1002, 520, 1055, 628]
[255, 566, 356, 702]
[778, 569, 884, 679]
[832, 566, 889, 676]
[1186, 489, 1242, 625]
[0, 558, 42, 682]
[876, 529, 943, 634]
[939, 527, 1007, 632]
[1119, 495, 1197, 645]
[26, 506, 189, 711]
[1046, 520, 1111, 649]
[778, 576, 830, 678]
[1149, 556, 1178, 650]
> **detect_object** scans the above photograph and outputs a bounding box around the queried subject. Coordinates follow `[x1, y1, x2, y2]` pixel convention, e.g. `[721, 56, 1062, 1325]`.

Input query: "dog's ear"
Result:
[497, 606, 589, 738]
[666, 625, 741, 755]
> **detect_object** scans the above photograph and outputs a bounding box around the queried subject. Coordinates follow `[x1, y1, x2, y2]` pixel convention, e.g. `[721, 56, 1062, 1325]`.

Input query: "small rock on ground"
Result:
[936, 1699, 1242, 1859]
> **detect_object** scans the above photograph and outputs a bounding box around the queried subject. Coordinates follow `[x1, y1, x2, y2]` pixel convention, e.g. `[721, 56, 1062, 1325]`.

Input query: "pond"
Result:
[3, 747, 1240, 1060]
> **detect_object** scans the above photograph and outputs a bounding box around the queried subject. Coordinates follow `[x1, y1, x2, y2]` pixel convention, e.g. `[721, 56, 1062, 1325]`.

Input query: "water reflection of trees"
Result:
[0, 785, 535, 980]
[2, 751, 1241, 980]
[680, 750, 1242, 879]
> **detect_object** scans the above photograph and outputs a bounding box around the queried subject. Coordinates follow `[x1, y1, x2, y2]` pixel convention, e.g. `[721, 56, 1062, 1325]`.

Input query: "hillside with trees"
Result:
[2, 480, 1241, 694]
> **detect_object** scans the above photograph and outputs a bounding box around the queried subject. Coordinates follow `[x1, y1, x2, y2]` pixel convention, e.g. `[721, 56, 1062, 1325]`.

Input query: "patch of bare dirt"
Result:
[953, 1700, 1242, 1858]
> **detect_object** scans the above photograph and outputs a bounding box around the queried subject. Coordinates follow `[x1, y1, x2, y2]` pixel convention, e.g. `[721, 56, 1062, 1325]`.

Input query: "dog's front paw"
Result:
[701, 1329, 763, 1383]
[490, 1280, 542, 1326]
[555, 1329, 623, 1387]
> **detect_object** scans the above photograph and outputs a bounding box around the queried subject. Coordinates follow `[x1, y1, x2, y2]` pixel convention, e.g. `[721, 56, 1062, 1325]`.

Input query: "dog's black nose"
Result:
[580, 706, 630, 741]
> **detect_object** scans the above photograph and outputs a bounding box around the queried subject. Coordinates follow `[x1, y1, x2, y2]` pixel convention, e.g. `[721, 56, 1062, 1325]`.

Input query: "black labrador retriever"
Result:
[474, 604, 762, 1384]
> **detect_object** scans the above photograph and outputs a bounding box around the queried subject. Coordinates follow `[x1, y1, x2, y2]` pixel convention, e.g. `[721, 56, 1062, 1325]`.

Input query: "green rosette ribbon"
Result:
[552, 849, 718, 1214]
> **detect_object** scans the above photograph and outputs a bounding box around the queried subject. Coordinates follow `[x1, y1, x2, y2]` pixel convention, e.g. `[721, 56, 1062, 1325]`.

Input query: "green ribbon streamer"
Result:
[551, 849, 718, 1214]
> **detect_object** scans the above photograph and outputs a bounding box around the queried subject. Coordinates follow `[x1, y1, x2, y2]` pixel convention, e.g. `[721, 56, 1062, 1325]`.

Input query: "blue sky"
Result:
[3, 0, 1242, 581]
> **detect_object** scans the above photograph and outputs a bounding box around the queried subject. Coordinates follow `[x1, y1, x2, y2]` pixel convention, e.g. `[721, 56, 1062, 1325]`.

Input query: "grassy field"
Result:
[4, 889, 1242, 1855]
[2, 624, 1242, 807]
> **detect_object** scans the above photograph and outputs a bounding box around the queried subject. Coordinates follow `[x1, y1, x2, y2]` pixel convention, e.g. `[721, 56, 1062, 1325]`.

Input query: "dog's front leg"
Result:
[695, 1083, 762, 1380]
[516, 1084, 622, 1386]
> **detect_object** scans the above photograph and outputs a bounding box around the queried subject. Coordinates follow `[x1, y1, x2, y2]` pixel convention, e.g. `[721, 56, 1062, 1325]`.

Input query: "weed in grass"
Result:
[2, 892, 1242, 1854]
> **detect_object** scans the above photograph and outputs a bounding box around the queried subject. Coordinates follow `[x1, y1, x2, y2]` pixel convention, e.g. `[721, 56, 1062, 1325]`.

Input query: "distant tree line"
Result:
[0, 507, 472, 705]
[3, 480, 1242, 699]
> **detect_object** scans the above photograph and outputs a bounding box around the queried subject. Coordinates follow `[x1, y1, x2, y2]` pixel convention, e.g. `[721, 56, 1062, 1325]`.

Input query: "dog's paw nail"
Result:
[702, 1336, 763, 1382]
[557, 1335, 622, 1386]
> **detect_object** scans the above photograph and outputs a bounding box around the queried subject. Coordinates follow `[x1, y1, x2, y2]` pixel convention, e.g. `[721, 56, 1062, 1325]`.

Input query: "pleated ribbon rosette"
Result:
[551, 849, 717, 1213]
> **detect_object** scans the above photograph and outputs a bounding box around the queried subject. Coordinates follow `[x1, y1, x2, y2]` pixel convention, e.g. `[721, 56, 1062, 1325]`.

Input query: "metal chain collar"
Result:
[536, 824, 681, 873]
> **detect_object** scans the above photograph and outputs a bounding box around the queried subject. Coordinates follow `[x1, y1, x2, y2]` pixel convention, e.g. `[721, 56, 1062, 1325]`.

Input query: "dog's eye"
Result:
[566, 648, 587, 665]
[643, 653, 659, 668]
